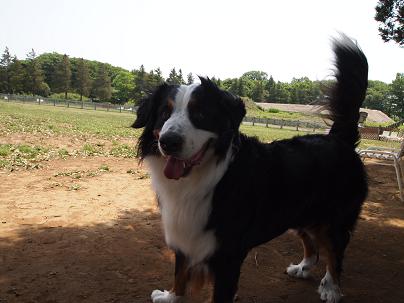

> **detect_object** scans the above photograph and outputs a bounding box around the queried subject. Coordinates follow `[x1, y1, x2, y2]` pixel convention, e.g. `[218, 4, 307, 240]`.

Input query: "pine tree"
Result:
[167, 68, 178, 85]
[25, 49, 48, 96]
[186, 72, 194, 85]
[93, 64, 112, 101]
[9, 56, 25, 94]
[54, 54, 71, 99]
[177, 69, 185, 84]
[132, 65, 147, 102]
[0, 47, 12, 93]
[76, 58, 91, 101]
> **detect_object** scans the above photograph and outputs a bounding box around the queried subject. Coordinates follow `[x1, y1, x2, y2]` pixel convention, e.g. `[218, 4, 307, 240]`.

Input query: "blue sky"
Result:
[1, 0, 403, 83]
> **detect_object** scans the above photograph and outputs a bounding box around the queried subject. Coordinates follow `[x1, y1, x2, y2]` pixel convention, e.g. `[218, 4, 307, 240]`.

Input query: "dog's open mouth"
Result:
[163, 140, 212, 180]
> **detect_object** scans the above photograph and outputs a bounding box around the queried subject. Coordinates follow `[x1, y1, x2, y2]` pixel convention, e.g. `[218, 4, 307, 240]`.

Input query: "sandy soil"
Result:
[1, 156, 404, 303]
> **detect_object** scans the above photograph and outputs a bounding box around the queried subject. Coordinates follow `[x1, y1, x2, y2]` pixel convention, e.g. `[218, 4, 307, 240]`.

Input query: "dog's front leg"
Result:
[151, 251, 188, 303]
[210, 252, 246, 303]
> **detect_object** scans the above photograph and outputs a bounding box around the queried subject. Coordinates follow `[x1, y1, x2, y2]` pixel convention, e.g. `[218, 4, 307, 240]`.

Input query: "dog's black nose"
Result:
[159, 132, 183, 155]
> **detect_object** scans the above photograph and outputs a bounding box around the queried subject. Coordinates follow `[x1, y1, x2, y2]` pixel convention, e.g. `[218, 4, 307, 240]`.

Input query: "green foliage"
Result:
[24, 49, 49, 96]
[53, 54, 72, 99]
[187, 72, 194, 85]
[112, 71, 134, 103]
[375, 0, 404, 45]
[93, 64, 112, 101]
[167, 68, 185, 85]
[49, 92, 89, 100]
[75, 58, 91, 101]
[389, 73, 404, 118]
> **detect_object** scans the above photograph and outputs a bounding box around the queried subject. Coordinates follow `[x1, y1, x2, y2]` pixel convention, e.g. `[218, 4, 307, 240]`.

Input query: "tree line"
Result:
[0, 47, 403, 119]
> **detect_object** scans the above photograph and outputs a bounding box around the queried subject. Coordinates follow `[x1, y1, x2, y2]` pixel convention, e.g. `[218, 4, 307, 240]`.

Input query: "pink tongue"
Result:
[164, 156, 185, 180]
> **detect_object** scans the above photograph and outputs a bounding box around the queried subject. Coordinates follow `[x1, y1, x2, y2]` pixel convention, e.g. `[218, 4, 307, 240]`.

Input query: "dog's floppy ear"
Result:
[132, 83, 169, 128]
[221, 93, 246, 131]
[198, 76, 246, 130]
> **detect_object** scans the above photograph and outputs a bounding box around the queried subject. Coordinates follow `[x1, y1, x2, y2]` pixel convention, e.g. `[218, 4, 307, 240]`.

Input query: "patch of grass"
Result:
[0, 100, 140, 139]
[266, 108, 280, 113]
[109, 143, 137, 158]
[58, 148, 69, 158]
[99, 164, 109, 172]
[0, 144, 12, 157]
[0, 143, 52, 170]
[82, 143, 102, 156]
[17, 144, 49, 158]
[240, 124, 303, 142]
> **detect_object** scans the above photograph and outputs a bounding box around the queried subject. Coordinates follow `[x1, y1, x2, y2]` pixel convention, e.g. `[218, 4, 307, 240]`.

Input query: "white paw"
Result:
[318, 272, 342, 303]
[286, 256, 317, 279]
[151, 289, 182, 303]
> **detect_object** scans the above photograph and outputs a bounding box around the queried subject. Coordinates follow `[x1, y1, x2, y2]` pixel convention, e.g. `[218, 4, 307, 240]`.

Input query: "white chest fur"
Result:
[145, 149, 232, 265]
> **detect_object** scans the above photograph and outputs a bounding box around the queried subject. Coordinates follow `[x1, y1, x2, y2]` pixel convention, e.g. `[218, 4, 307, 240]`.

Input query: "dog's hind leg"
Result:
[286, 229, 319, 279]
[316, 227, 350, 303]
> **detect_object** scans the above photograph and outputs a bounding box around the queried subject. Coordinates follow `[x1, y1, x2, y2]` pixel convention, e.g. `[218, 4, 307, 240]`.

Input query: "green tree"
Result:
[167, 68, 183, 85]
[93, 64, 112, 101]
[132, 65, 147, 103]
[375, 0, 404, 45]
[112, 71, 134, 103]
[0, 47, 12, 93]
[25, 49, 49, 96]
[186, 72, 194, 85]
[389, 73, 404, 118]
[177, 69, 185, 84]
[9, 56, 25, 94]
[76, 58, 91, 101]
[364, 80, 390, 112]
[54, 54, 71, 99]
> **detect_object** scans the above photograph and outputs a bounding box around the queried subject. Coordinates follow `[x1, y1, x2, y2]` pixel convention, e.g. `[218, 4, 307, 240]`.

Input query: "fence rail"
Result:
[1, 93, 327, 131]
[0, 93, 136, 114]
[243, 116, 325, 131]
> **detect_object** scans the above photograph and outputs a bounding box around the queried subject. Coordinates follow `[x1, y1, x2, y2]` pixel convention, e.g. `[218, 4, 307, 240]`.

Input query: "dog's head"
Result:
[132, 77, 246, 180]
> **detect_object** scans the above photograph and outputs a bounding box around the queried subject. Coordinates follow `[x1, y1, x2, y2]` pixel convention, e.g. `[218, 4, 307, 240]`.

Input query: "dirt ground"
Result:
[1, 154, 404, 303]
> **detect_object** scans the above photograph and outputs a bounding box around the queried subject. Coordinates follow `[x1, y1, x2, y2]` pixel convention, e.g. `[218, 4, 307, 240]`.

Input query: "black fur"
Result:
[133, 36, 368, 303]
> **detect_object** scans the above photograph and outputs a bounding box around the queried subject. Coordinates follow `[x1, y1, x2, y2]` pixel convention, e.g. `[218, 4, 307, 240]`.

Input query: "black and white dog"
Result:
[133, 35, 368, 303]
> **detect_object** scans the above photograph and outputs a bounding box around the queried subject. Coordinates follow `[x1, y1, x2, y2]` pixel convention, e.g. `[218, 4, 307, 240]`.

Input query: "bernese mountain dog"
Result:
[132, 35, 368, 303]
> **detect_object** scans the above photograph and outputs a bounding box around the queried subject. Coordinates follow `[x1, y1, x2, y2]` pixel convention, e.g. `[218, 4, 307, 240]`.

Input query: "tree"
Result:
[375, 0, 404, 45]
[54, 54, 71, 99]
[389, 73, 404, 118]
[132, 65, 147, 103]
[364, 80, 390, 112]
[186, 72, 194, 85]
[25, 49, 49, 96]
[76, 58, 91, 101]
[93, 64, 112, 101]
[0, 47, 12, 93]
[177, 69, 185, 84]
[112, 71, 134, 103]
[9, 56, 25, 94]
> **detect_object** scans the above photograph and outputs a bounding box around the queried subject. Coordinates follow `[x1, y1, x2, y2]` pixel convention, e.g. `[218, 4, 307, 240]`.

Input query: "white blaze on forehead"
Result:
[174, 84, 199, 111]
[159, 83, 217, 160]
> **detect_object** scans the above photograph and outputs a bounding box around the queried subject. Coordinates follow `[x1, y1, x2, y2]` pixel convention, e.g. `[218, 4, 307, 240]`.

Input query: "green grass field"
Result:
[0, 100, 397, 170]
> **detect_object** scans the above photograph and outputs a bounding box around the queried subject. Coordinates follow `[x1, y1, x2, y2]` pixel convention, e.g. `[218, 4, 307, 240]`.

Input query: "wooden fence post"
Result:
[296, 121, 299, 131]
[266, 118, 268, 128]
[280, 119, 284, 129]
[81, 101, 84, 109]
[94, 103, 96, 110]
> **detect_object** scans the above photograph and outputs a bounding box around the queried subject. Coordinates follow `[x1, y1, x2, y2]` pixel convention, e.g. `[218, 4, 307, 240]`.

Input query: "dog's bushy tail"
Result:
[327, 34, 368, 147]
